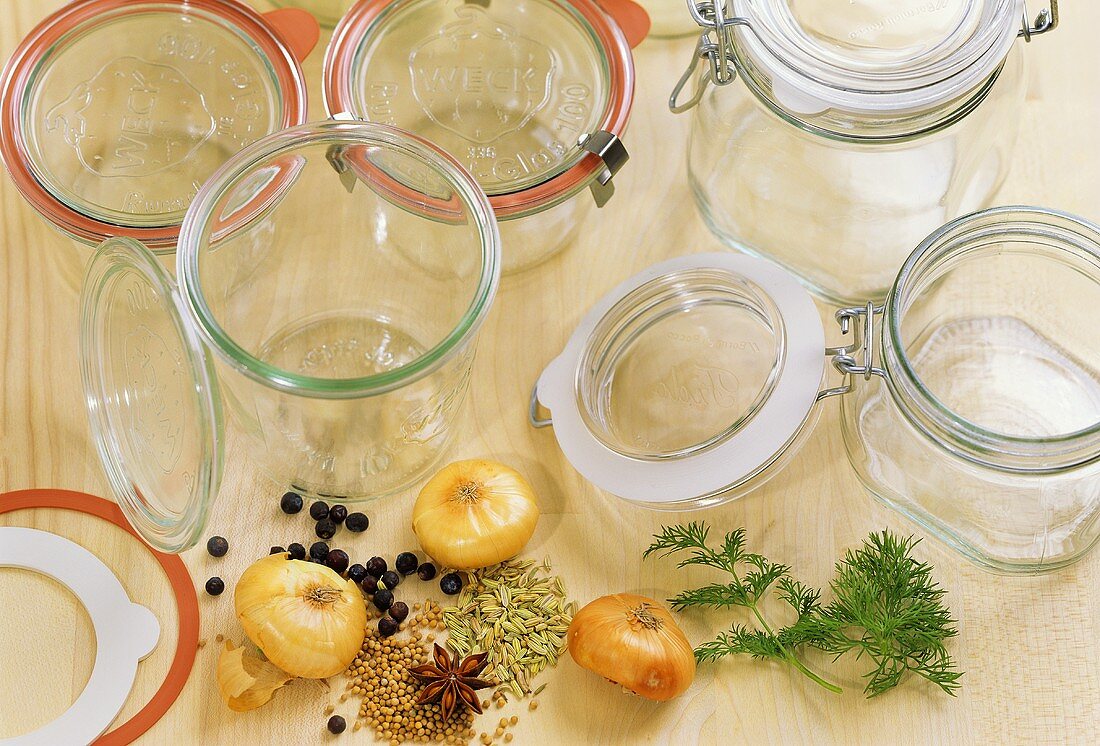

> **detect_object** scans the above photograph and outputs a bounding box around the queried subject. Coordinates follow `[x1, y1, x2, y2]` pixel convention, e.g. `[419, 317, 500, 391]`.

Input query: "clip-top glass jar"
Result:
[80, 121, 501, 552]
[323, 0, 649, 273]
[0, 0, 317, 289]
[532, 206, 1100, 574]
[671, 0, 1059, 304]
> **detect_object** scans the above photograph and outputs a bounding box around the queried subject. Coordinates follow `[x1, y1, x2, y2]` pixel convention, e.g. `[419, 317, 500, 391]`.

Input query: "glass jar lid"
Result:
[724, 0, 1022, 114]
[80, 237, 223, 553]
[533, 253, 825, 506]
[0, 0, 315, 249]
[323, 0, 645, 216]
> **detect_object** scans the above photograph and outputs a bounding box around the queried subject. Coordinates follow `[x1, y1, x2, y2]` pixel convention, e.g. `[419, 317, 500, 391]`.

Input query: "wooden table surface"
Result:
[2, 1, 1099, 744]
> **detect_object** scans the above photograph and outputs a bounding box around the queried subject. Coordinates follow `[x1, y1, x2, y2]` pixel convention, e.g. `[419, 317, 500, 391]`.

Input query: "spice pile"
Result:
[443, 559, 575, 698]
[343, 602, 478, 744]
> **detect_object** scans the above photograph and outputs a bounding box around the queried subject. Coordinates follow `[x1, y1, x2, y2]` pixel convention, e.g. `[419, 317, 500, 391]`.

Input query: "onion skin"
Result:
[412, 459, 540, 571]
[235, 555, 366, 679]
[217, 641, 292, 712]
[567, 594, 695, 702]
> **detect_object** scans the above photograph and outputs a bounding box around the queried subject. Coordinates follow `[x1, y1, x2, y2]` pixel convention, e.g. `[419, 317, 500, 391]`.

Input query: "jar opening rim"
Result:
[885, 206, 1100, 470]
[177, 121, 501, 400]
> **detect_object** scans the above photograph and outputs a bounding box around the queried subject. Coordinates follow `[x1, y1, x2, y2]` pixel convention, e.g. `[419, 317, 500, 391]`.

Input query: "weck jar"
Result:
[671, 0, 1059, 304]
[0, 0, 316, 290]
[323, 0, 649, 273]
[80, 121, 501, 552]
[531, 206, 1100, 574]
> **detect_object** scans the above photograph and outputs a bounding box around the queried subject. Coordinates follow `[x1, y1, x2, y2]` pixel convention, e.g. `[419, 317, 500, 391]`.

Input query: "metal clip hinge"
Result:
[670, 1, 752, 113]
[326, 112, 362, 194]
[529, 384, 552, 429]
[578, 131, 628, 208]
[817, 303, 886, 401]
[1019, 0, 1059, 41]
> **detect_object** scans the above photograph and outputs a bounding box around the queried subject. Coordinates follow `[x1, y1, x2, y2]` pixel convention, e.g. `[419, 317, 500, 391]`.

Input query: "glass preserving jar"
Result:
[638, 0, 699, 38]
[323, 0, 649, 274]
[531, 206, 1100, 574]
[671, 0, 1059, 304]
[80, 121, 501, 552]
[0, 0, 317, 290]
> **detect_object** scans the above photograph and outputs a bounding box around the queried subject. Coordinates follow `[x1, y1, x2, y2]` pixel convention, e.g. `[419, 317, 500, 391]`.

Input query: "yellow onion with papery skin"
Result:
[235, 554, 366, 679]
[413, 459, 540, 571]
[567, 594, 695, 701]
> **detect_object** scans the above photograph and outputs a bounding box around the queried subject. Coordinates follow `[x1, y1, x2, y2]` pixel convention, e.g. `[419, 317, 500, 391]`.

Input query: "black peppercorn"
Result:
[309, 501, 330, 521]
[389, 601, 409, 622]
[309, 541, 330, 561]
[439, 572, 463, 595]
[361, 575, 378, 594]
[395, 552, 418, 575]
[287, 543, 307, 561]
[372, 588, 394, 611]
[328, 504, 348, 524]
[378, 616, 398, 636]
[269, 546, 285, 555]
[325, 549, 350, 575]
[379, 570, 401, 590]
[365, 557, 386, 577]
[347, 564, 368, 584]
[206, 536, 228, 558]
[327, 715, 346, 734]
[416, 562, 437, 581]
[279, 491, 303, 515]
[345, 512, 369, 532]
[315, 518, 337, 540]
[205, 577, 225, 596]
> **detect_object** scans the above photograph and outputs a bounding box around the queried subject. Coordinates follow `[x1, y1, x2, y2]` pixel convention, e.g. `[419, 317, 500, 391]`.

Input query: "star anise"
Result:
[407, 644, 495, 721]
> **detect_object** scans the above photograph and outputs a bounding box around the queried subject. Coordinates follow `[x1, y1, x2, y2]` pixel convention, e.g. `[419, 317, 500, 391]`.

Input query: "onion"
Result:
[234, 554, 366, 679]
[567, 594, 695, 701]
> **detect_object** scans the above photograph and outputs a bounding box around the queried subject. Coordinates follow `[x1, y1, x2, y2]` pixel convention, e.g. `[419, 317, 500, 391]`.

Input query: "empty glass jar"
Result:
[0, 0, 315, 290]
[533, 206, 1100, 574]
[673, 0, 1058, 304]
[80, 121, 501, 552]
[323, 0, 648, 273]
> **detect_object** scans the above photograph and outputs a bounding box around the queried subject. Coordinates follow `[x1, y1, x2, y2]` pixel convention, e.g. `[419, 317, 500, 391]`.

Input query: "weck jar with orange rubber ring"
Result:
[323, 0, 650, 273]
[0, 0, 316, 290]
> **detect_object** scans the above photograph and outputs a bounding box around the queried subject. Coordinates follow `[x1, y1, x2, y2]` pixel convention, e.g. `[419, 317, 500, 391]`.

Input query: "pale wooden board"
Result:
[1, 1, 1099, 744]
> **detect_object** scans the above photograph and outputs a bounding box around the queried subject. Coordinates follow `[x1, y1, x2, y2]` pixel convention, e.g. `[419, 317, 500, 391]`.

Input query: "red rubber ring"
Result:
[0, 489, 199, 745]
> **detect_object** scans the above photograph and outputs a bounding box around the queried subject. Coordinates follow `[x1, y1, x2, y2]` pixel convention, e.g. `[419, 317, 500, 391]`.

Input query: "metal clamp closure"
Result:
[529, 384, 553, 429]
[1019, 0, 1059, 41]
[817, 303, 886, 402]
[326, 112, 361, 194]
[671, 1, 751, 113]
[579, 131, 629, 208]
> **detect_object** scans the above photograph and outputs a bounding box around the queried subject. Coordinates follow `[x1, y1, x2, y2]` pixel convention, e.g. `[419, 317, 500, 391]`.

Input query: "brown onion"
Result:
[567, 593, 695, 701]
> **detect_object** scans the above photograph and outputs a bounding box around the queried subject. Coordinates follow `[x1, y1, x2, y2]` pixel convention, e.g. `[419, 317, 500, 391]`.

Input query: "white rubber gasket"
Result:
[0, 527, 160, 746]
[536, 252, 825, 505]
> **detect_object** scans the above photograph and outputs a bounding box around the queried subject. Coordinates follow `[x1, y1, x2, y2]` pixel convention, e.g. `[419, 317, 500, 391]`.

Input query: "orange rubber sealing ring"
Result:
[0, 489, 199, 745]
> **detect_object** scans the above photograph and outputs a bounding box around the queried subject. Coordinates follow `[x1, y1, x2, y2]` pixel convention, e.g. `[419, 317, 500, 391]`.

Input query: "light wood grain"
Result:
[2, 1, 1099, 744]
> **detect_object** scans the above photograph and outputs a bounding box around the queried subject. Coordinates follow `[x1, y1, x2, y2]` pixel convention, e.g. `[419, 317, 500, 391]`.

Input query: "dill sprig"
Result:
[644, 523, 962, 698]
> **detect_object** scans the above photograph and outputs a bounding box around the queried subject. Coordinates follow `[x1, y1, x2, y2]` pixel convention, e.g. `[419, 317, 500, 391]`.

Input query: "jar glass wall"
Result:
[179, 123, 500, 500]
[688, 48, 1026, 304]
[681, 0, 1033, 304]
[843, 208, 1100, 573]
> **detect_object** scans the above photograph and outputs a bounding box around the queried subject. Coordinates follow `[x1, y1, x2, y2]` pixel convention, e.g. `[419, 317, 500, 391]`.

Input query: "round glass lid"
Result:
[0, 0, 310, 247]
[732, 0, 1021, 111]
[324, 0, 633, 198]
[80, 238, 223, 553]
[535, 253, 825, 505]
